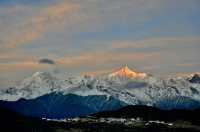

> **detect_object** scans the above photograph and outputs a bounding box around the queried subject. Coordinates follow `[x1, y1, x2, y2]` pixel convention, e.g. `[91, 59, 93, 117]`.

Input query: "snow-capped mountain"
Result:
[1, 66, 200, 104]
[0, 72, 68, 101]
[0, 66, 200, 118]
[108, 65, 147, 79]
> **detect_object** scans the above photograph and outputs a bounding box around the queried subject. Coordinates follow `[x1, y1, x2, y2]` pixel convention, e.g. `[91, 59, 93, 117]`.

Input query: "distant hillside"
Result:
[0, 93, 126, 118]
[92, 105, 200, 125]
[0, 107, 51, 132]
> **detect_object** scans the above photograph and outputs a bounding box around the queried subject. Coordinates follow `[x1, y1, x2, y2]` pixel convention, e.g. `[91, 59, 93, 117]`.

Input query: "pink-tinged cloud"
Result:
[0, 61, 53, 72]
[80, 69, 114, 76]
[111, 37, 200, 50]
[1, 1, 79, 48]
[57, 51, 160, 67]
[0, 50, 38, 62]
[175, 63, 200, 68]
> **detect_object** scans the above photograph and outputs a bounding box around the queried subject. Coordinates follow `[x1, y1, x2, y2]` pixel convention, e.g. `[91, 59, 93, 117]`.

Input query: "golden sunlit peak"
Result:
[109, 65, 147, 79]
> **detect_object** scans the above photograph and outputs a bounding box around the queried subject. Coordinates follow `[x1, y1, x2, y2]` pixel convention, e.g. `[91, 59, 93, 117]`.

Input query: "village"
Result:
[42, 116, 173, 127]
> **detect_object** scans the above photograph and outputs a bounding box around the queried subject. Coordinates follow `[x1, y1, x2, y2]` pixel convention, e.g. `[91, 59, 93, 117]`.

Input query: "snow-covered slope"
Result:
[1, 67, 200, 110]
[0, 72, 68, 101]
[109, 65, 147, 79]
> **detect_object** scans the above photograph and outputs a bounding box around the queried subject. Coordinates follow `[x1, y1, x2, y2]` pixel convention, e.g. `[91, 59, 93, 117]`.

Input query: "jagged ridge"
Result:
[0, 67, 200, 118]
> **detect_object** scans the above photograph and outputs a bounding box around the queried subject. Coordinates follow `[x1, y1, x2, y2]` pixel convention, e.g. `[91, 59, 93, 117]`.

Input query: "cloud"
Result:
[111, 37, 200, 50]
[57, 51, 159, 67]
[1, 0, 199, 50]
[0, 42, 160, 77]
[39, 58, 55, 65]
[80, 69, 113, 76]
[1, 36, 199, 72]
[0, 61, 49, 72]
[0, 0, 167, 49]
[175, 63, 200, 68]
[1, 1, 79, 48]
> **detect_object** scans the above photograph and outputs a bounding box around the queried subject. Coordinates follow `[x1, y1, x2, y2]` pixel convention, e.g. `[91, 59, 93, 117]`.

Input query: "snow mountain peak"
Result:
[109, 65, 147, 79]
[1, 68, 200, 112]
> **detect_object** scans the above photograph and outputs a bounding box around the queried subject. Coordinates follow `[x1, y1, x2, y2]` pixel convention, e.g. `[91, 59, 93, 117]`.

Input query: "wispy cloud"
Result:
[1, 1, 79, 48]
[175, 63, 200, 68]
[0, 61, 52, 72]
[80, 69, 113, 76]
[57, 51, 159, 67]
[111, 37, 200, 50]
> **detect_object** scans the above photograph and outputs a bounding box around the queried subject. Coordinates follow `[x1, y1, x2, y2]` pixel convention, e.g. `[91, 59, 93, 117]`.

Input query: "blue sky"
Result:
[0, 0, 200, 87]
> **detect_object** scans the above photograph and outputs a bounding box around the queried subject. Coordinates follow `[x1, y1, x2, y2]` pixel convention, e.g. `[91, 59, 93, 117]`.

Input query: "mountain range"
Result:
[0, 66, 200, 118]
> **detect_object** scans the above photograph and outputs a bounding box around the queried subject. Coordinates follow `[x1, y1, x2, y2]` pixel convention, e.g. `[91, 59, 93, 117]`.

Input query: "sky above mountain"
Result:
[0, 0, 200, 87]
